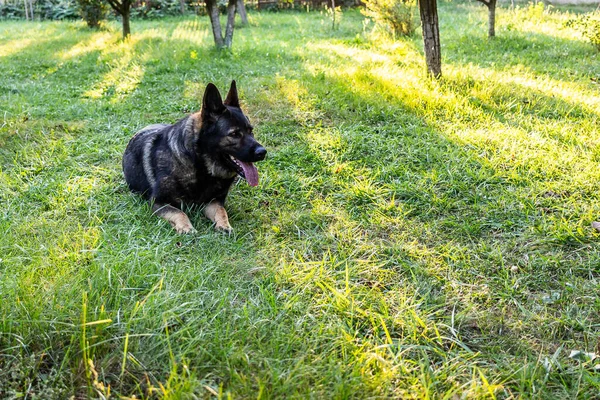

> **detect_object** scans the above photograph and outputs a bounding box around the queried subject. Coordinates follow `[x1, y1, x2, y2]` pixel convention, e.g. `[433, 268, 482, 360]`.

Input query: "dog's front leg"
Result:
[152, 203, 196, 234]
[204, 201, 232, 233]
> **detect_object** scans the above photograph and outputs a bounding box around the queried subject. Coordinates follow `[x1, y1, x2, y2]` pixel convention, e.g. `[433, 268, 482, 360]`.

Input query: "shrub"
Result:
[361, 0, 416, 37]
[77, 0, 108, 28]
[0, 3, 25, 19]
[40, 0, 79, 19]
[566, 12, 600, 52]
[525, 1, 545, 21]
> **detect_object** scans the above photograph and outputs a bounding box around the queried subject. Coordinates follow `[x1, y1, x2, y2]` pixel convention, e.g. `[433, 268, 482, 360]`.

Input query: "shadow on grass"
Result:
[254, 66, 599, 398]
[1, 13, 599, 398]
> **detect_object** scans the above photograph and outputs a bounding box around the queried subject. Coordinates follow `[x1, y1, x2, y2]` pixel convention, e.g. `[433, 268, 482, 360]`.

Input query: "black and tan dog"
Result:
[122, 81, 266, 233]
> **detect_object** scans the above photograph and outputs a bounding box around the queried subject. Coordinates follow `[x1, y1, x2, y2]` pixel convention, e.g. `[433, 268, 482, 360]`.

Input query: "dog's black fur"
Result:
[122, 81, 266, 233]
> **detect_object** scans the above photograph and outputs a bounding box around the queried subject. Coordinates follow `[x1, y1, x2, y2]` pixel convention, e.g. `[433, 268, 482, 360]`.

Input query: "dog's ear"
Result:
[224, 80, 240, 108]
[201, 83, 226, 121]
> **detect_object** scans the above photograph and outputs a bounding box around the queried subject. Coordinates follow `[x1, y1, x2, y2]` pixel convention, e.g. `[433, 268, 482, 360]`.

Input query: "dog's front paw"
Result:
[215, 222, 233, 234]
[173, 220, 196, 234]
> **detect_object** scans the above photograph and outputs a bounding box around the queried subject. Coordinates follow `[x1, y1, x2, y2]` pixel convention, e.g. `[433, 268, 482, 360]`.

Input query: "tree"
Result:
[418, 0, 441, 78]
[23, 0, 34, 20]
[105, 0, 132, 39]
[237, 0, 248, 25]
[206, 0, 237, 49]
[476, 0, 497, 38]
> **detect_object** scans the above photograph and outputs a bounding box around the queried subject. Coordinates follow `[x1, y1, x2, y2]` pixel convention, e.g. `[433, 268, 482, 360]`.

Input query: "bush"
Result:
[77, 0, 108, 28]
[361, 0, 416, 37]
[525, 1, 545, 21]
[566, 12, 600, 52]
[40, 0, 79, 19]
[0, 3, 25, 19]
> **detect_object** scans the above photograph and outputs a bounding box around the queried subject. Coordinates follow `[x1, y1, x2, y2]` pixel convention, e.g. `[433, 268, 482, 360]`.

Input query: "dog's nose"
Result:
[254, 146, 267, 161]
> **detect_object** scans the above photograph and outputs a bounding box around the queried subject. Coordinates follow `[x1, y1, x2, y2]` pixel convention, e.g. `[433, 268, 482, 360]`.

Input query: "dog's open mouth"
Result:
[229, 155, 259, 187]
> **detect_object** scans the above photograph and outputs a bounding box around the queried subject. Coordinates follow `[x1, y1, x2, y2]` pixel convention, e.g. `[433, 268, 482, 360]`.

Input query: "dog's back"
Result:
[122, 123, 172, 196]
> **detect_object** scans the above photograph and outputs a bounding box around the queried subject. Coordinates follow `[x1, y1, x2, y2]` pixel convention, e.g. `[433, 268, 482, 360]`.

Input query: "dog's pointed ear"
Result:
[201, 83, 226, 121]
[224, 80, 240, 108]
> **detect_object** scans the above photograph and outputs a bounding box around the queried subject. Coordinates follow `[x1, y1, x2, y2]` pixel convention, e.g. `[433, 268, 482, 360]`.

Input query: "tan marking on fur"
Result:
[204, 201, 232, 232]
[154, 204, 195, 234]
[204, 156, 237, 179]
[190, 112, 202, 133]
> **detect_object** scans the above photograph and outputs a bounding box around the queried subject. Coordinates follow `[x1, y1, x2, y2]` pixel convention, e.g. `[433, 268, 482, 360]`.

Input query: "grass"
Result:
[1, 2, 599, 398]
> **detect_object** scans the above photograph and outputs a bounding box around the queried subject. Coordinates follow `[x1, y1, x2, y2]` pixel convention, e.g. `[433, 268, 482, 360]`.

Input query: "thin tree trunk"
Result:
[487, 0, 496, 38]
[179, 0, 185, 14]
[106, 0, 133, 39]
[418, 0, 441, 78]
[476, 0, 497, 38]
[207, 0, 225, 48]
[330, 0, 335, 30]
[122, 9, 131, 38]
[224, 0, 236, 48]
[237, 0, 248, 25]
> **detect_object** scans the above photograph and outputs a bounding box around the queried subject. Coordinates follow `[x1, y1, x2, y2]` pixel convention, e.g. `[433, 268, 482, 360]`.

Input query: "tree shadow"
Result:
[108, 18, 600, 377]
[2, 13, 599, 397]
[285, 41, 599, 246]
[233, 40, 600, 393]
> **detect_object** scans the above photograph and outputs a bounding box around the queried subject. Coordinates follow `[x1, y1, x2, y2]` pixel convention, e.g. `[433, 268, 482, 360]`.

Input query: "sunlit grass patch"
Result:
[60, 31, 114, 60]
[83, 39, 146, 101]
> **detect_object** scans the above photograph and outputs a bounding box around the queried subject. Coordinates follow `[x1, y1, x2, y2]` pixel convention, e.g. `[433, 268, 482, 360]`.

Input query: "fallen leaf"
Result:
[542, 291, 560, 304]
[568, 350, 597, 362]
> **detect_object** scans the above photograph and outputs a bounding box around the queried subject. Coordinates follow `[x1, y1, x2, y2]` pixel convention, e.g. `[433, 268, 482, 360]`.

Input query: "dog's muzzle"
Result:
[253, 146, 267, 161]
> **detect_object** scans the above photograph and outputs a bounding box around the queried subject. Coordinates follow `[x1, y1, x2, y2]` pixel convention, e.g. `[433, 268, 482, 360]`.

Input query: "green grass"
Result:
[1, 2, 600, 398]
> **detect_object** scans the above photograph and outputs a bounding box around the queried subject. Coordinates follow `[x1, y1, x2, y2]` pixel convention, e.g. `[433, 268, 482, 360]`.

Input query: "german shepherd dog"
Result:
[122, 81, 266, 233]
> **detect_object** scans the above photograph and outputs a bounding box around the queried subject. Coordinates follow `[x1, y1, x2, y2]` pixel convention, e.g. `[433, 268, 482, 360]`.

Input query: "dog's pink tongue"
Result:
[239, 161, 259, 187]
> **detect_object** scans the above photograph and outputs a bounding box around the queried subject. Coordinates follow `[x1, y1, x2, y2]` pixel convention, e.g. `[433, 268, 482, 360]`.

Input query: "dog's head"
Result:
[199, 81, 266, 187]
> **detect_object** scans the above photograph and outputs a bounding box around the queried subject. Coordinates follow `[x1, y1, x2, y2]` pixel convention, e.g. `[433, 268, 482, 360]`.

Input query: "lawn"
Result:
[1, 2, 599, 398]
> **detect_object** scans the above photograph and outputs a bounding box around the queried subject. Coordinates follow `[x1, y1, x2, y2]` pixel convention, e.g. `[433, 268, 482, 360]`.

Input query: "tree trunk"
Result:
[418, 0, 441, 78]
[224, 0, 236, 48]
[24, 0, 33, 20]
[487, 0, 496, 38]
[179, 0, 186, 14]
[476, 0, 497, 38]
[122, 8, 131, 38]
[106, 0, 133, 39]
[206, 0, 225, 48]
[330, 0, 336, 30]
[237, 0, 248, 25]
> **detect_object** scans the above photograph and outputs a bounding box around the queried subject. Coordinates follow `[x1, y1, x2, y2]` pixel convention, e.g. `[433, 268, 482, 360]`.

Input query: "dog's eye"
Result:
[229, 130, 242, 138]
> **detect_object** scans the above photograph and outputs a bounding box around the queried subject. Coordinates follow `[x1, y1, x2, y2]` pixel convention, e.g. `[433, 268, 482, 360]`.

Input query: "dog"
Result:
[122, 81, 266, 233]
